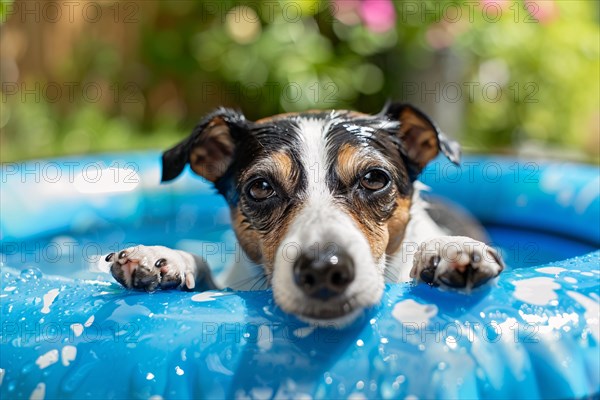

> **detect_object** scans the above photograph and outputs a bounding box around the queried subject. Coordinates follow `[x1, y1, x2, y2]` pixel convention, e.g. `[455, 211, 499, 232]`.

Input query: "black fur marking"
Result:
[235, 119, 307, 232]
[218, 118, 308, 207]
[324, 116, 412, 225]
[161, 105, 458, 243]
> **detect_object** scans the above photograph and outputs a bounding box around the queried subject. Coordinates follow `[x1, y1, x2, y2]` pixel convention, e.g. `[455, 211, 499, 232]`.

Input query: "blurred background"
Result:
[0, 0, 598, 162]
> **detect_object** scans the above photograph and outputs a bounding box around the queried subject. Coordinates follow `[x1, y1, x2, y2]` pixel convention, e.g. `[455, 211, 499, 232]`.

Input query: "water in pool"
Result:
[2, 216, 595, 283]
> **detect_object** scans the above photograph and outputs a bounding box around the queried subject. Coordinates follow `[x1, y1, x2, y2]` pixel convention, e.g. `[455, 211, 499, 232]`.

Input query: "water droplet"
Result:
[20, 268, 43, 280]
[476, 367, 485, 379]
[21, 362, 34, 374]
[381, 382, 395, 398]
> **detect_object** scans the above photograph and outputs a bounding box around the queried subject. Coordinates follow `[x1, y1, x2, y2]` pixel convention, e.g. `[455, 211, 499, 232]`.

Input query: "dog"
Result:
[106, 103, 504, 326]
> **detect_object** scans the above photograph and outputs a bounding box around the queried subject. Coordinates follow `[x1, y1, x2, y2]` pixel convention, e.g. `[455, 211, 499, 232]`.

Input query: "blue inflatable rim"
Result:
[0, 152, 598, 399]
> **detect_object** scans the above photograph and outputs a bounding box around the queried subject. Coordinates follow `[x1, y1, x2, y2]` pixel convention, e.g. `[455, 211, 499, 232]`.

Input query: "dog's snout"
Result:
[293, 248, 355, 300]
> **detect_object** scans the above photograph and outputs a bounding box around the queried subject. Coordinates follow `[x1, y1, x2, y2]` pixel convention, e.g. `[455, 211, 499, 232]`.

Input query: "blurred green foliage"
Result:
[0, 0, 598, 162]
[0, 0, 11, 21]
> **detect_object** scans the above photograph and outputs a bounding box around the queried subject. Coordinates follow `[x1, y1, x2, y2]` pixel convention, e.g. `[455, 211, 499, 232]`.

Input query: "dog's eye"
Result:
[247, 178, 276, 201]
[360, 169, 390, 191]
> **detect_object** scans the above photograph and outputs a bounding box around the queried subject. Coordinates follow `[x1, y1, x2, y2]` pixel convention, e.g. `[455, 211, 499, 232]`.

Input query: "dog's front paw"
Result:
[107, 245, 196, 291]
[410, 236, 504, 290]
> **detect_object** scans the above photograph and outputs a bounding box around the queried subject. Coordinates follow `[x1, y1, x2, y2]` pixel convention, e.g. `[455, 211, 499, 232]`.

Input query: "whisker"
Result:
[259, 273, 272, 290]
[228, 272, 264, 289]
[383, 261, 400, 283]
[384, 269, 399, 282]
[250, 274, 268, 291]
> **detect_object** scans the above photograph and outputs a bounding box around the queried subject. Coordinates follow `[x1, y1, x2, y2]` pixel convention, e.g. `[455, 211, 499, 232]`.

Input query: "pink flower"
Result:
[524, 0, 559, 24]
[359, 0, 396, 33]
[333, 0, 396, 33]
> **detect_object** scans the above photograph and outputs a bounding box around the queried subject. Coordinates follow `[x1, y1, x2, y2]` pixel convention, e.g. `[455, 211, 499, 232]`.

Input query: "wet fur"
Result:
[142, 103, 503, 324]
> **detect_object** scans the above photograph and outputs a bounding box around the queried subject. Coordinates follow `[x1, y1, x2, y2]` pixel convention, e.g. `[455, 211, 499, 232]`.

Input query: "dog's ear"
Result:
[161, 108, 246, 183]
[383, 103, 460, 175]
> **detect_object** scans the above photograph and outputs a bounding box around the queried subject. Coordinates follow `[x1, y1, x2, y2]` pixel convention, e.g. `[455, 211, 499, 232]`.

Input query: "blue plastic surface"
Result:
[1, 153, 599, 399]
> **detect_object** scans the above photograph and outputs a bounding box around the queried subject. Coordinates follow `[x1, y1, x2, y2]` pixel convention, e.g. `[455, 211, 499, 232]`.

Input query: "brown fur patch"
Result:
[230, 207, 263, 264]
[259, 204, 301, 272]
[342, 196, 411, 262]
[334, 142, 411, 261]
[233, 204, 302, 272]
[337, 193, 389, 262]
[232, 196, 302, 272]
[336, 143, 393, 187]
[385, 197, 412, 255]
[189, 118, 234, 182]
[336, 143, 362, 185]
[270, 151, 294, 190]
[398, 109, 439, 170]
[360, 217, 388, 261]
[239, 151, 298, 195]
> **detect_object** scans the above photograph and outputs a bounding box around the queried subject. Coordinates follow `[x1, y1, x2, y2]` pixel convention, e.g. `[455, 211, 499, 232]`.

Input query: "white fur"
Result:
[109, 178, 498, 324]
[296, 115, 334, 202]
[386, 182, 448, 282]
[222, 182, 447, 290]
[410, 235, 503, 290]
[106, 245, 197, 289]
[219, 257, 265, 290]
[270, 116, 385, 325]
[109, 114, 501, 324]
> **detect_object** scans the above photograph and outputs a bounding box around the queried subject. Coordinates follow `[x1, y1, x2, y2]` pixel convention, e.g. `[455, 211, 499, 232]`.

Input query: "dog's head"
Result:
[162, 103, 460, 325]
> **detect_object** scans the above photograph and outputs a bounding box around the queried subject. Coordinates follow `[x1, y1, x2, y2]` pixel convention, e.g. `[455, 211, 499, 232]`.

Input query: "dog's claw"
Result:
[108, 245, 192, 291]
[420, 270, 436, 286]
[412, 236, 504, 290]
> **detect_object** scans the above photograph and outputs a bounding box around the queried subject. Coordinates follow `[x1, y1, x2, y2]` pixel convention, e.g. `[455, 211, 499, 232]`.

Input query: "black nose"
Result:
[293, 248, 355, 300]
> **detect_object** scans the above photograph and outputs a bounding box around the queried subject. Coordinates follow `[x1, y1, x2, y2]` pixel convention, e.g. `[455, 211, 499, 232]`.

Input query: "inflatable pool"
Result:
[1, 153, 599, 399]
